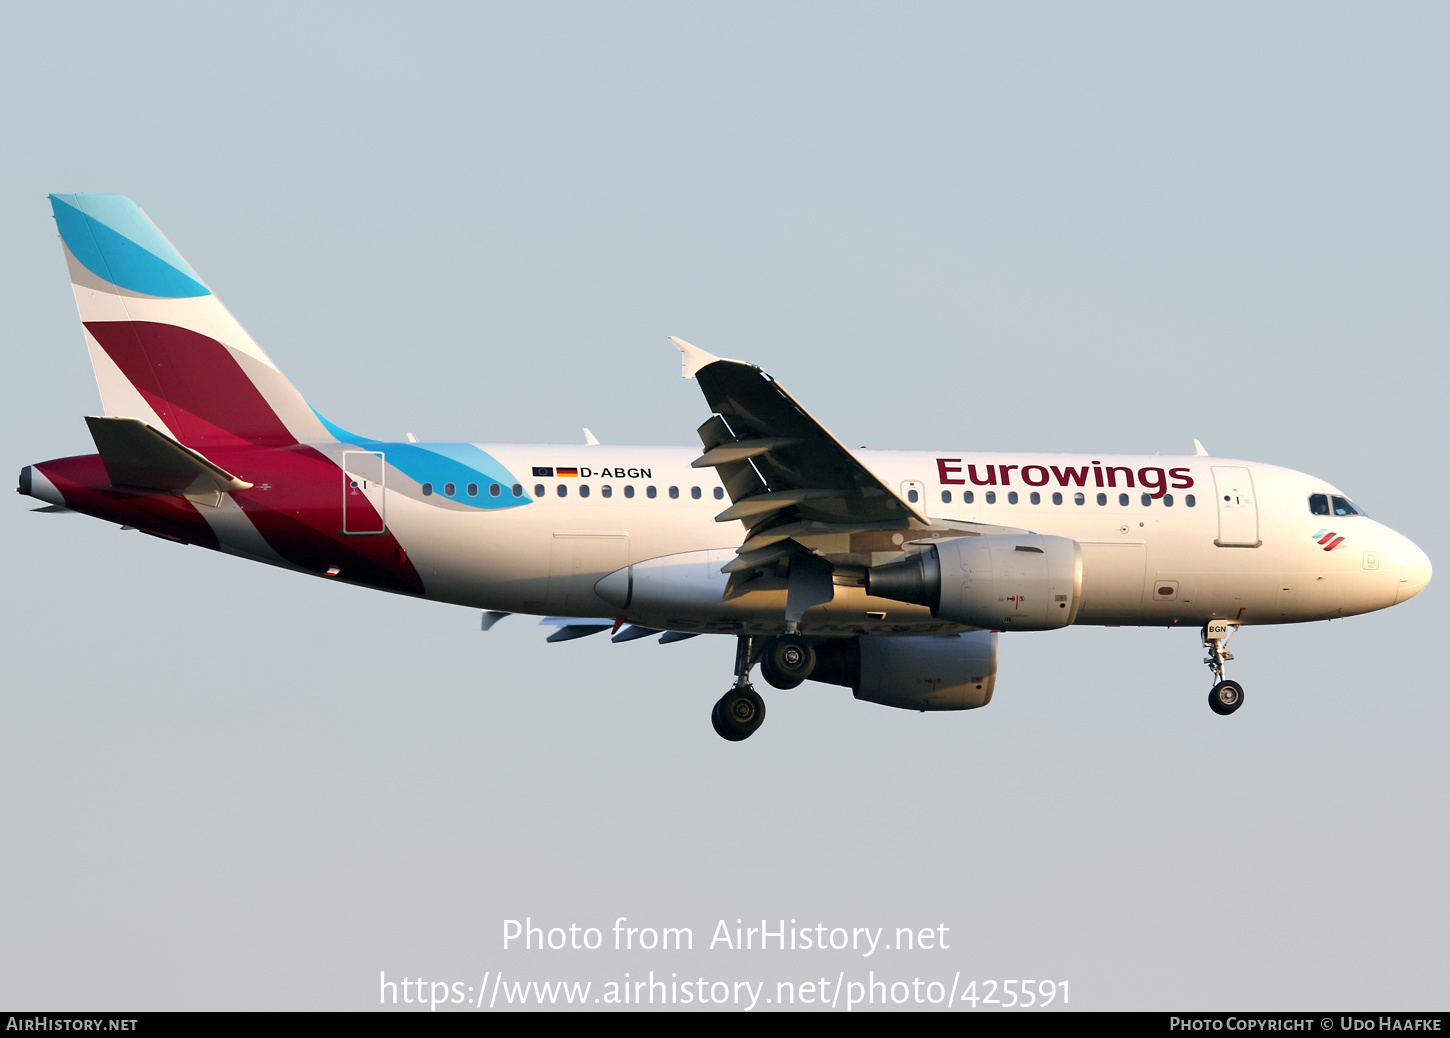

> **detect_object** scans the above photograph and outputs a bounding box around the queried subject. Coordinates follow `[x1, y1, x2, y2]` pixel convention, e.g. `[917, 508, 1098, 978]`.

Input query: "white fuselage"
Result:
[302, 444, 1430, 636]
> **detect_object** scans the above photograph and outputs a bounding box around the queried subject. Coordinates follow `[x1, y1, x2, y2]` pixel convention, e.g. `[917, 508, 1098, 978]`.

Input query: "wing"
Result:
[671, 338, 1024, 609]
[674, 336, 926, 526]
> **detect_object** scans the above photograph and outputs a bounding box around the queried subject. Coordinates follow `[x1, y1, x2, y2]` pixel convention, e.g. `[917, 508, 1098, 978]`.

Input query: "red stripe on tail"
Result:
[86, 321, 297, 449]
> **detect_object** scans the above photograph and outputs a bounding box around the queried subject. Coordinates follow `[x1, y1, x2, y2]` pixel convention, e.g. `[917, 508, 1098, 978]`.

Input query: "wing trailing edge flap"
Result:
[538, 616, 612, 643]
[724, 519, 1036, 574]
[85, 416, 253, 501]
[536, 617, 695, 645]
[688, 358, 928, 531]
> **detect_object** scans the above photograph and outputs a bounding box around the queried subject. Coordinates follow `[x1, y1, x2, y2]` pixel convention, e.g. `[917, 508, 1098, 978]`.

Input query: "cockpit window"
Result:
[1309, 494, 1330, 515]
[1332, 495, 1365, 517]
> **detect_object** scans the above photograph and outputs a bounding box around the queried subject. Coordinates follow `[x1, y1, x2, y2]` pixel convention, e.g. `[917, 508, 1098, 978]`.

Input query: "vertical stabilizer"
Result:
[50, 194, 329, 448]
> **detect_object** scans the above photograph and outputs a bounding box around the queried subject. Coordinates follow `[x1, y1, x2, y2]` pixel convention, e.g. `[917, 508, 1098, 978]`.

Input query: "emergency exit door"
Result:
[343, 451, 387, 534]
[1212, 466, 1259, 547]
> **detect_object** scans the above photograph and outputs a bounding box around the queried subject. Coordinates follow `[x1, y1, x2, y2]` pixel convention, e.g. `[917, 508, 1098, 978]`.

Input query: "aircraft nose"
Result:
[1388, 534, 1431, 605]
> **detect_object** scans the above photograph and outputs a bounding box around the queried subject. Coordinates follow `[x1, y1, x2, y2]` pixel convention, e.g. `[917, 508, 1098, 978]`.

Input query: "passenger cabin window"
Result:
[986, 491, 997, 504]
[1186, 495, 1196, 507]
[1141, 494, 1151, 506]
[490, 483, 501, 497]
[1118, 493, 1129, 506]
[907, 488, 919, 503]
[625, 486, 635, 499]
[713, 487, 724, 500]
[1097, 493, 1107, 506]
[445, 483, 456, 497]
[1163, 494, 1174, 506]
[668, 486, 679, 499]
[691, 487, 701, 500]
[602, 485, 612, 498]
[466, 483, 478, 497]
[557, 485, 567, 498]
[579, 484, 590, 498]
[422, 483, 434, 496]
[1052, 492, 1063, 505]
[647, 486, 657, 499]
[941, 490, 952, 504]
[1030, 492, 1040, 505]
[964, 491, 974, 504]
[1074, 492, 1085, 505]
[512, 484, 523, 497]
[533, 484, 544, 497]
[1007, 491, 1018, 504]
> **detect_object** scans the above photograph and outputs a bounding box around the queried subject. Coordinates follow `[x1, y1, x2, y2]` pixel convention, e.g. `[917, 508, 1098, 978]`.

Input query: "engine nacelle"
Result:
[809, 631, 999, 710]
[866, 533, 1082, 630]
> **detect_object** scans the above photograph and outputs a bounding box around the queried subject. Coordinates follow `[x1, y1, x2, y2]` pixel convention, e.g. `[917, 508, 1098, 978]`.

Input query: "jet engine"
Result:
[808, 631, 999, 710]
[866, 534, 1082, 630]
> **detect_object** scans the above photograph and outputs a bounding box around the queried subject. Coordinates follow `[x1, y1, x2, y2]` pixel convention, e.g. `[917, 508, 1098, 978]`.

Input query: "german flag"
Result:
[557, 467, 579, 477]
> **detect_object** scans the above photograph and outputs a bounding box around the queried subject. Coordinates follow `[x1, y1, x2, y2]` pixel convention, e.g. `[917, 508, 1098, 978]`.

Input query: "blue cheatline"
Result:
[50, 194, 210, 299]
[312, 409, 533, 510]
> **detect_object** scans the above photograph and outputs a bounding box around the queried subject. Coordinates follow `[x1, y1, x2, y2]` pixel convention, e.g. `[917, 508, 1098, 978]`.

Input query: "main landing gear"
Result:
[712, 635, 766, 741]
[760, 633, 816, 690]
[1202, 621, 1244, 716]
[710, 634, 823, 740]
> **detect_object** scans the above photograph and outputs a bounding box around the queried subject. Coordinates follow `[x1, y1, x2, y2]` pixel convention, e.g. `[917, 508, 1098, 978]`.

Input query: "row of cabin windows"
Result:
[421, 482, 523, 498]
[932, 489, 1197, 508]
[421, 482, 728, 501]
[533, 484, 727, 500]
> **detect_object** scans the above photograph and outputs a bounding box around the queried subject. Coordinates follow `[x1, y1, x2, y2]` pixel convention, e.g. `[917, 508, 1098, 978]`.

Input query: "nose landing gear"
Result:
[1208, 679, 1244, 715]
[1203, 621, 1244, 716]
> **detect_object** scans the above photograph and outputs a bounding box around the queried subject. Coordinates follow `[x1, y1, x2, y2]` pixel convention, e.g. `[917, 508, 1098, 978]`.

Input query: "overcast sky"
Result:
[1, 2, 1445, 1011]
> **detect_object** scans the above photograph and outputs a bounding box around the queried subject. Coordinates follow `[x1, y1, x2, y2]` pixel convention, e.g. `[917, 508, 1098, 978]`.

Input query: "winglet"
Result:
[1193, 439, 1209, 456]
[669, 336, 721, 379]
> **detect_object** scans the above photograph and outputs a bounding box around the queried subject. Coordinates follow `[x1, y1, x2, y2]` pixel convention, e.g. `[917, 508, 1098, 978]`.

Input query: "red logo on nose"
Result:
[1312, 530, 1345, 551]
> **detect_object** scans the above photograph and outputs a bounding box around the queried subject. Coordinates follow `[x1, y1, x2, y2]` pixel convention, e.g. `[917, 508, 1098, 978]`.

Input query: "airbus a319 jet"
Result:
[20, 195, 1433, 740]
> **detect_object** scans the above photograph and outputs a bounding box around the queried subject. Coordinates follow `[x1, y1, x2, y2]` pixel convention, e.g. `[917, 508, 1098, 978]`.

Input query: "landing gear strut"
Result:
[1202, 621, 1244, 716]
[712, 635, 766, 741]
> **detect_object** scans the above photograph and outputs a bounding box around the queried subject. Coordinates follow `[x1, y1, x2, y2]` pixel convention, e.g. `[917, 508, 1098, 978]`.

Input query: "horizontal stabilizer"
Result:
[85, 416, 253, 495]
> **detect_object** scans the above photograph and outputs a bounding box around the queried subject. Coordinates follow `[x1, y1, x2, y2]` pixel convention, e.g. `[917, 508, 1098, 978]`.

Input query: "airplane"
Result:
[19, 194, 1433, 741]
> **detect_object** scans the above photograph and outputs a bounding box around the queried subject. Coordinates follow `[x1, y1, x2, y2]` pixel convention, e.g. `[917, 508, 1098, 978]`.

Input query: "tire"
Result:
[714, 686, 766, 740]
[1208, 680, 1244, 716]
[760, 654, 804, 690]
[766, 635, 816, 685]
[711, 698, 745, 741]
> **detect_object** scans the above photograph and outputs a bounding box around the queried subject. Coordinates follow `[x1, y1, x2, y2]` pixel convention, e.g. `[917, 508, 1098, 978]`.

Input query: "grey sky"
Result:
[1, 2, 1445, 1010]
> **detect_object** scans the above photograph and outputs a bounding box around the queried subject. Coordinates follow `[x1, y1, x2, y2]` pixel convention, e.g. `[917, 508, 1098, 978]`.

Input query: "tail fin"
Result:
[50, 194, 328, 449]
